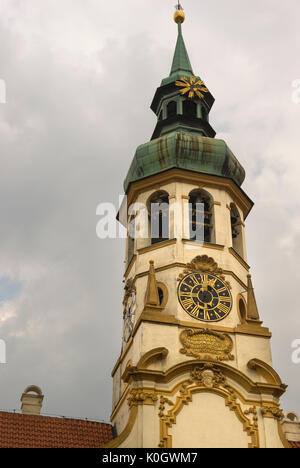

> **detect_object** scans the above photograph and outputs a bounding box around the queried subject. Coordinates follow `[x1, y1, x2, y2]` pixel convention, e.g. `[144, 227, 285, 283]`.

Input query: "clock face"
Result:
[178, 272, 232, 322]
[123, 292, 136, 343]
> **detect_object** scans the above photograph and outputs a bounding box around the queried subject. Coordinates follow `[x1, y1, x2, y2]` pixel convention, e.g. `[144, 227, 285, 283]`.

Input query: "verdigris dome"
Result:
[124, 131, 245, 193]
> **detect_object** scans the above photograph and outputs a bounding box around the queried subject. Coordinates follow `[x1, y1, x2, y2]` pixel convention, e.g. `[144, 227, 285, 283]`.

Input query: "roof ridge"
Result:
[0, 409, 111, 425]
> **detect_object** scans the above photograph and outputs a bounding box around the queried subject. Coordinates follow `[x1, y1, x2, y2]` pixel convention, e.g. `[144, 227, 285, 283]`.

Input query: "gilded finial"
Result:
[174, 2, 185, 24]
[143, 260, 163, 313]
[246, 274, 261, 323]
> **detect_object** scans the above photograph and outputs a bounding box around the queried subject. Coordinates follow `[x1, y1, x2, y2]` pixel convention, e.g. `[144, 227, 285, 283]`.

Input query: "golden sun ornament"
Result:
[175, 75, 209, 99]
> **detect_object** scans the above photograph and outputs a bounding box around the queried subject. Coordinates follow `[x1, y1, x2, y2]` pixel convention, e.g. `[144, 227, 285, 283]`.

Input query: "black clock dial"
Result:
[177, 272, 232, 322]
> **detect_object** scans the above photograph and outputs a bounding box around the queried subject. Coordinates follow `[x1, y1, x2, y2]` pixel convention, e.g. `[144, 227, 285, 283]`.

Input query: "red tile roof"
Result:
[289, 441, 300, 448]
[0, 411, 114, 448]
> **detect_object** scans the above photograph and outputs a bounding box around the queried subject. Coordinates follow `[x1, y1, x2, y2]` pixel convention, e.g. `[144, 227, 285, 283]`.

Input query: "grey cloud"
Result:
[0, 0, 299, 421]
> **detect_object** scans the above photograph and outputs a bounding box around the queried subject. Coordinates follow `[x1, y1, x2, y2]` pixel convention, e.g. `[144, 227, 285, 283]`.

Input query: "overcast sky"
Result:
[0, 0, 299, 422]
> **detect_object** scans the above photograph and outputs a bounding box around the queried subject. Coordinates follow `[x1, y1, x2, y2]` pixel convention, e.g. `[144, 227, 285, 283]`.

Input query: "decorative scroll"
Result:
[128, 389, 158, 408]
[261, 406, 284, 420]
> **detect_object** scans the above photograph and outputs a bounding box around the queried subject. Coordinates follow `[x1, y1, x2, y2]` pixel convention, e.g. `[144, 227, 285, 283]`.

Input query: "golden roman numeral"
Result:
[219, 297, 231, 303]
[218, 303, 229, 314]
[190, 274, 200, 285]
[203, 309, 210, 321]
[208, 277, 217, 288]
[190, 305, 199, 317]
[181, 298, 194, 308]
[180, 292, 192, 297]
[199, 273, 207, 283]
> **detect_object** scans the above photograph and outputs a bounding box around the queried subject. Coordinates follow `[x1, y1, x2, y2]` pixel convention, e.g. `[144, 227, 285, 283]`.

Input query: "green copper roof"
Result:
[161, 24, 194, 86]
[124, 131, 245, 192]
[123, 17, 246, 195]
[170, 24, 193, 75]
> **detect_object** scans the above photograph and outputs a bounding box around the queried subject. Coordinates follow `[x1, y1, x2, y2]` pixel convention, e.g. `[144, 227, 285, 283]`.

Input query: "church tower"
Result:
[106, 7, 290, 449]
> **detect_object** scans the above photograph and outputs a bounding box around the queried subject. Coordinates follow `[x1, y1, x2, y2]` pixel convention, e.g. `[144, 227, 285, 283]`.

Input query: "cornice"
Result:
[137, 238, 177, 255]
[126, 169, 253, 220]
[122, 359, 286, 399]
[182, 240, 225, 251]
[111, 312, 272, 378]
[229, 247, 250, 271]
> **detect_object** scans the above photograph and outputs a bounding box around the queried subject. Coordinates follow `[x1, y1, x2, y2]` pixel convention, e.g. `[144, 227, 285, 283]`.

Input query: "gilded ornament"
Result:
[191, 364, 226, 388]
[180, 328, 234, 361]
[244, 407, 259, 431]
[178, 255, 230, 287]
[175, 75, 209, 99]
[158, 396, 174, 418]
[261, 406, 284, 420]
[128, 389, 158, 408]
[174, 9, 185, 24]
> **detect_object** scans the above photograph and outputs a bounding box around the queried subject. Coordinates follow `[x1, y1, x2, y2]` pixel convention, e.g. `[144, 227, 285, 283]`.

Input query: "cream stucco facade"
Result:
[105, 170, 290, 449]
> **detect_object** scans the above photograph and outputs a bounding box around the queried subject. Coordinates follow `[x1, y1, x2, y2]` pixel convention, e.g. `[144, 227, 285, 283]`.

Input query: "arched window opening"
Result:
[202, 105, 208, 120]
[183, 100, 197, 118]
[158, 110, 163, 121]
[230, 204, 244, 258]
[157, 282, 168, 309]
[127, 215, 135, 265]
[189, 190, 215, 243]
[158, 287, 164, 306]
[167, 101, 177, 118]
[148, 191, 170, 245]
[238, 297, 247, 324]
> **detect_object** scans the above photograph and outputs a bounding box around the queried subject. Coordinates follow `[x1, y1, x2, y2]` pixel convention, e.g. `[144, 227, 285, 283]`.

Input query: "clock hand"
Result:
[201, 275, 208, 292]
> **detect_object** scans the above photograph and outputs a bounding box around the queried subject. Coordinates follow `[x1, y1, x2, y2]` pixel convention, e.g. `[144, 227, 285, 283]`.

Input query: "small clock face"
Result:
[123, 292, 136, 343]
[178, 272, 232, 322]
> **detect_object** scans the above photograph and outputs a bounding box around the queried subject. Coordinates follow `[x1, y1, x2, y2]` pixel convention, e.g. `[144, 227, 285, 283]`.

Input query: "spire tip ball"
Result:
[174, 10, 185, 24]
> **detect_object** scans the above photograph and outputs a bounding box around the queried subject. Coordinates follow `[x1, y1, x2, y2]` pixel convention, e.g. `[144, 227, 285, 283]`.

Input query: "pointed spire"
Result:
[150, 6, 215, 139]
[143, 261, 163, 313]
[247, 274, 261, 322]
[160, 5, 194, 87]
[170, 23, 193, 77]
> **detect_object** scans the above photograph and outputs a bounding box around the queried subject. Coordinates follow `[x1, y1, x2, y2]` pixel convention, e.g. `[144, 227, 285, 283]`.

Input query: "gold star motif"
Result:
[175, 75, 209, 99]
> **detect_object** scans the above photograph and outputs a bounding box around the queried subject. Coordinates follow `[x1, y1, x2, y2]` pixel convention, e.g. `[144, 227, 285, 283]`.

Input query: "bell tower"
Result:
[106, 7, 290, 449]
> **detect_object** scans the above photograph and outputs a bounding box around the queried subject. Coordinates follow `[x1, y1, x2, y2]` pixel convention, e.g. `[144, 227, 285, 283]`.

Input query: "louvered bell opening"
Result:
[150, 194, 170, 245]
